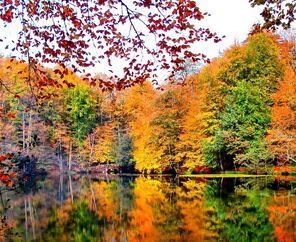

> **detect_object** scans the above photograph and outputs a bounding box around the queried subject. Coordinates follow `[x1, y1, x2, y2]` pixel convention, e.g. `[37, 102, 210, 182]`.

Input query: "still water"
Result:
[0, 175, 295, 241]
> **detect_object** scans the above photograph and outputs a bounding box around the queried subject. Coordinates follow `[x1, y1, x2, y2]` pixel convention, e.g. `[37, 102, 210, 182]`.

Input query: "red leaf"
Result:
[0, 155, 7, 161]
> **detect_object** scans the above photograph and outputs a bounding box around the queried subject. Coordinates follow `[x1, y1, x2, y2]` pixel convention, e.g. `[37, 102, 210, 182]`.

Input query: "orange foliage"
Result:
[273, 176, 296, 181]
[6, 111, 16, 119]
[273, 166, 296, 174]
[267, 40, 296, 164]
[268, 193, 296, 242]
[89, 181, 118, 221]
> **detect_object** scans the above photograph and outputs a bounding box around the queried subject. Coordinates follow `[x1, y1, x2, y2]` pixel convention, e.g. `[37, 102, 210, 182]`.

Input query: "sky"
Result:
[0, 0, 264, 77]
[88, 0, 265, 78]
[195, 0, 264, 58]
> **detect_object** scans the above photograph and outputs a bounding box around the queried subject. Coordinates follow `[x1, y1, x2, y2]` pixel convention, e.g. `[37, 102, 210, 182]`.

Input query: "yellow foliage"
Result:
[82, 123, 115, 164]
[124, 82, 161, 173]
[176, 58, 225, 170]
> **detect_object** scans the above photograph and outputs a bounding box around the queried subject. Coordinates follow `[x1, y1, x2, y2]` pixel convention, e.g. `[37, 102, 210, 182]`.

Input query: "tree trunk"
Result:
[25, 198, 28, 241]
[28, 197, 36, 240]
[22, 111, 26, 152]
[58, 139, 63, 173]
[59, 174, 64, 204]
[219, 152, 224, 172]
[27, 110, 32, 153]
[68, 175, 73, 204]
[89, 180, 97, 212]
[88, 134, 95, 173]
[68, 140, 72, 171]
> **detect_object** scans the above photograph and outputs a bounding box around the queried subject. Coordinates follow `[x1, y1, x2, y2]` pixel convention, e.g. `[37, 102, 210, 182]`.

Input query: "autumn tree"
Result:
[79, 89, 133, 169]
[125, 82, 187, 173]
[149, 86, 185, 173]
[105, 92, 133, 168]
[204, 33, 283, 172]
[0, 58, 30, 153]
[82, 123, 116, 165]
[176, 59, 225, 172]
[60, 84, 97, 170]
[267, 39, 296, 164]
[124, 82, 159, 173]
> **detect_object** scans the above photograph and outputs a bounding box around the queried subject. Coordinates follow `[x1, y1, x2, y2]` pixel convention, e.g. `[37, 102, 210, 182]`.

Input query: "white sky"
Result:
[89, 0, 265, 78]
[0, 0, 264, 77]
[196, 0, 264, 58]
[96, 0, 264, 77]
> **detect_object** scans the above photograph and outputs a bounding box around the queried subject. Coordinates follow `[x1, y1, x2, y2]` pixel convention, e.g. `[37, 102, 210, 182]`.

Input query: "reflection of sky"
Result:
[0, 1, 266, 79]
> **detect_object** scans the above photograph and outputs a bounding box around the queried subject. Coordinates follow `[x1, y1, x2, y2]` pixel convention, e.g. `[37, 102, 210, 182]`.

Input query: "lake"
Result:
[0, 175, 295, 241]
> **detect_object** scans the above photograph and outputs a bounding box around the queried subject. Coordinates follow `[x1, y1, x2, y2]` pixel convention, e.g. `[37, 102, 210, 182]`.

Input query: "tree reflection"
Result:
[176, 179, 208, 241]
[128, 177, 209, 241]
[128, 177, 164, 241]
[269, 191, 296, 242]
[205, 178, 275, 242]
[0, 175, 295, 241]
[42, 199, 102, 241]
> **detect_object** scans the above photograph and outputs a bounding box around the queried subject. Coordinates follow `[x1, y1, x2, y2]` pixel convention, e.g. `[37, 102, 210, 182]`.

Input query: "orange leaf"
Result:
[7, 111, 16, 119]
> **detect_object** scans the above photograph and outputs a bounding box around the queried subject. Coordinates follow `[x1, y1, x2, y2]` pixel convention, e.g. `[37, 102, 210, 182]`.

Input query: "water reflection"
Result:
[0, 175, 295, 241]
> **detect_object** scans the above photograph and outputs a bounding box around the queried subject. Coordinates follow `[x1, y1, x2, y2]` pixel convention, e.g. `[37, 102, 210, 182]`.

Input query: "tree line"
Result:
[1, 32, 296, 175]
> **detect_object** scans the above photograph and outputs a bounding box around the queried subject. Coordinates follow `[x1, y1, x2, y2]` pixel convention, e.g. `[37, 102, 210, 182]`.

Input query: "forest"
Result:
[1, 32, 296, 178]
[0, 1, 296, 241]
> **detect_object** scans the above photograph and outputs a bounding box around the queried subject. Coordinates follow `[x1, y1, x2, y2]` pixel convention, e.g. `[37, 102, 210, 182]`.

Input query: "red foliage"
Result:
[0, 153, 16, 187]
[250, 0, 295, 30]
[0, 171, 15, 187]
[203, 167, 212, 174]
[236, 168, 248, 173]
[0, 0, 222, 90]
[193, 166, 204, 173]
[0, 155, 7, 161]
[193, 166, 212, 174]
[0, 174, 10, 182]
